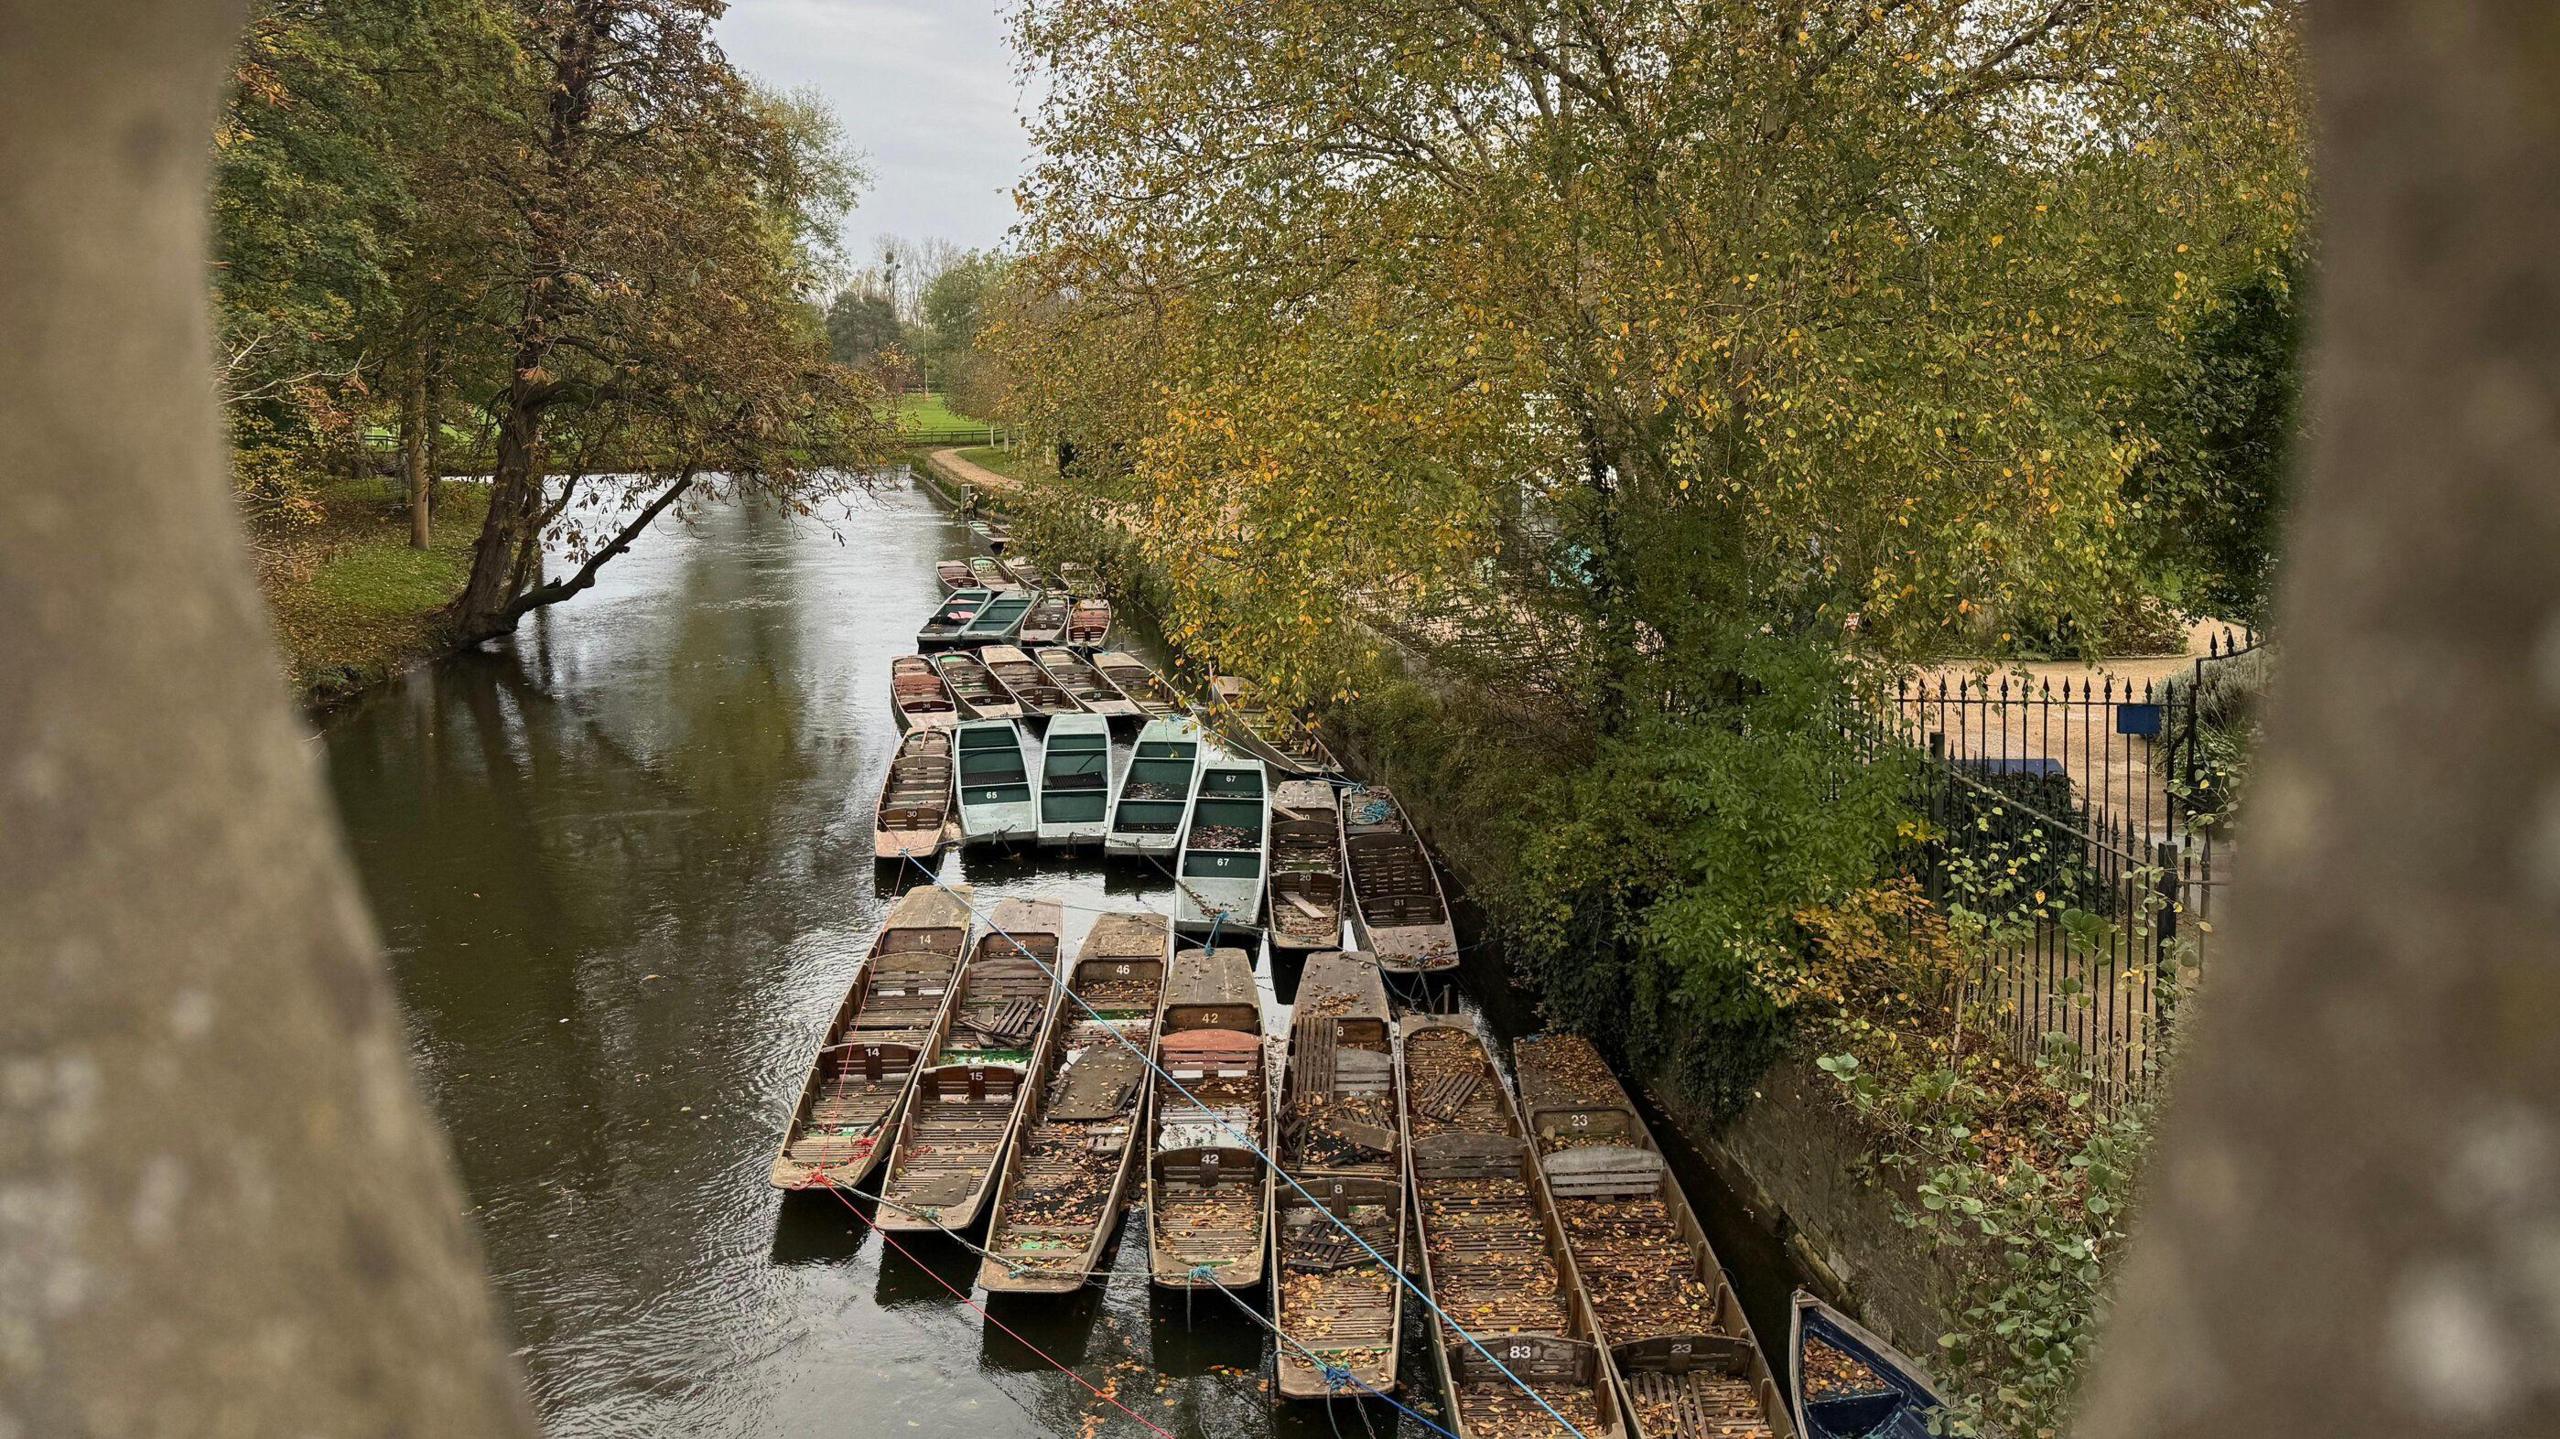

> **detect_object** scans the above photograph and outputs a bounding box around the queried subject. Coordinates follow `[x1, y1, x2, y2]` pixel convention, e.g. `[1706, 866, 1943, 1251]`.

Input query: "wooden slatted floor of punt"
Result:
[1626, 1369, 1770, 1438]
[1459, 1387, 1611, 1438]
[1422, 1181, 1567, 1335]
[886, 1099, 1018, 1210]
[1403, 1029, 1509, 1140]
[986, 1017, 1149, 1278]
[1347, 835, 1444, 925]
[1278, 1203, 1399, 1347]
[1560, 1196, 1728, 1342]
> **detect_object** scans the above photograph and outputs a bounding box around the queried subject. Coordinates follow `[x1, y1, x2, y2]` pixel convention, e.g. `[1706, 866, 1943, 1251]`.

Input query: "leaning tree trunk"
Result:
[0, 1, 536, 1434]
[2077, 4, 2560, 1434]
[402, 356, 432, 549]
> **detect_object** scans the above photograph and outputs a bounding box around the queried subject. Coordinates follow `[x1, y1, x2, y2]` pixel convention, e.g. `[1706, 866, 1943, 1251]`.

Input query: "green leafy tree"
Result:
[825, 286, 904, 369]
[2130, 259, 2309, 625]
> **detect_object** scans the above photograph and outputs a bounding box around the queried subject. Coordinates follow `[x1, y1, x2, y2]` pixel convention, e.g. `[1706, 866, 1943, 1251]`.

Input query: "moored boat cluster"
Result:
[783, 512, 1946, 1438]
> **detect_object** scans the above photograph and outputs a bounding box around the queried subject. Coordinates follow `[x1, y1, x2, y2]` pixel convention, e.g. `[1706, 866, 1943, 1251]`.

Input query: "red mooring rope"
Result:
[805, 1169, 1178, 1439]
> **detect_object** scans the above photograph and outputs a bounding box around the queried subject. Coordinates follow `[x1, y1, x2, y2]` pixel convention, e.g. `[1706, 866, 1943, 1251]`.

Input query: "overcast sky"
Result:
[718, 0, 1032, 256]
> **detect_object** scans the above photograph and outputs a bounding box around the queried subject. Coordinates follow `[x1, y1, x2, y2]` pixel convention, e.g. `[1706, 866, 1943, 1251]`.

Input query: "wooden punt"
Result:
[771, 885, 975, 1190]
[891, 653, 961, 733]
[1035, 713, 1114, 848]
[1019, 591, 1072, 647]
[982, 644, 1082, 723]
[1273, 951, 1405, 1399]
[936, 558, 973, 589]
[1789, 1294, 1944, 1439]
[1341, 785, 1459, 974]
[1067, 598, 1115, 649]
[1400, 1014, 1628, 1439]
[954, 720, 1036, 845]
[932, 650, 1022, 722]
[1058, 561, 1100, 595]
[1107, 717, 1207, 858]
[878, 899, 1068, 1234]
[978, 912, 1174, 1293]
[958, 591, 1035, 644]
[874, 728, 958, 861]
[969, 519, 1013, 555]
[1514, 1035, 1793, 1439]
[1036, 646, 1144, 720]
[1175, 755, 1269, 933]
[1148, 945, 1272, 1289]
[1208, 675, 1341, 778]
[970, 554, 1023, 591]
[1267, 780, 1345, 954]
[919, 587, 993, 648]
[1094, 650, 1185, 717]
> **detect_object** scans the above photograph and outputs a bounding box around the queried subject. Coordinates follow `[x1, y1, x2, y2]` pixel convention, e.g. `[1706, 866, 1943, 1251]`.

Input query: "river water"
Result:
[321, 472, 1801, 1437]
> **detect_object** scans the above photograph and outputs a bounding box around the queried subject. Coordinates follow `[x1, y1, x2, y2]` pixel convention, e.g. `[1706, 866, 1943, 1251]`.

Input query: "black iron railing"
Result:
[1881, 628, 2262, 1099]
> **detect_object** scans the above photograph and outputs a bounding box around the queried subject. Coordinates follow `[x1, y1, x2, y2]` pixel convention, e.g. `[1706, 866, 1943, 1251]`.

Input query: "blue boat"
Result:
[1789, 1291, 1945, 1439]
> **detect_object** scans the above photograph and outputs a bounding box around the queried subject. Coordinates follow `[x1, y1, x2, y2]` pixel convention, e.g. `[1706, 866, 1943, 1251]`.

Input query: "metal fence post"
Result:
[1925, 730, 1947, 906]
[2153, 838, 2181, 1032]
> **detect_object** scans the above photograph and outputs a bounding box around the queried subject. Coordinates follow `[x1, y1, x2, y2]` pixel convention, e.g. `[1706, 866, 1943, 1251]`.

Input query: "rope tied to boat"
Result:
[803, 1165, 1176, 1438]
[897, 856, 1594, 1439]
[1183, 1260, 1462, 1439]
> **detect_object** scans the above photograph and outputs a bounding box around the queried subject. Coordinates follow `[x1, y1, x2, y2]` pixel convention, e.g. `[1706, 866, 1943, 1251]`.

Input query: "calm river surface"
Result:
[322, 471, 1799, 1437]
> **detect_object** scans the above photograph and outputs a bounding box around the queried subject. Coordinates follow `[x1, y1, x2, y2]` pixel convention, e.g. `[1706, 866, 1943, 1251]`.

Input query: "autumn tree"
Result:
[1004, 0, 2309, 695]
[449, 2, 887, 643]
[1000, 0, 2313, 1163]
[214, 0, 508, 532]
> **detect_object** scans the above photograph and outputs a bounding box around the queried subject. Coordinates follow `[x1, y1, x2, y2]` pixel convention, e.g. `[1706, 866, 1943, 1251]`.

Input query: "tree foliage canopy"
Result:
[213, 0, 891, 634]
[1000, 0, 2310, 699]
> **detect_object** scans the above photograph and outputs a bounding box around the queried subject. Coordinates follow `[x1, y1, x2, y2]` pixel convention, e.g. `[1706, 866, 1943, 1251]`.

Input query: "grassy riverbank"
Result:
[255, 480, 486, 706]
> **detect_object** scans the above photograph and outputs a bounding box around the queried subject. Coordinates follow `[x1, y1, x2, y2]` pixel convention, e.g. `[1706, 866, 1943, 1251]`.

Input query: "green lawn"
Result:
[261, 480, 488, 703]
[953, 445, 1047, 484]
[894, 391, 990, 433]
